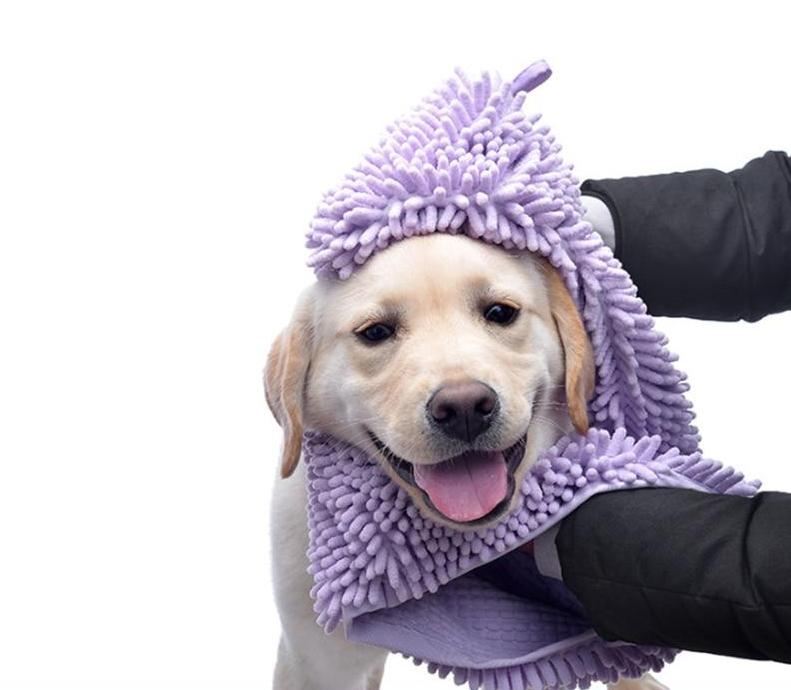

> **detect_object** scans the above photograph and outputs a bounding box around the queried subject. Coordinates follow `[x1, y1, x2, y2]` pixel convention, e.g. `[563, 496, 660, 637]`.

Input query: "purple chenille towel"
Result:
[300, 61, 760, 690]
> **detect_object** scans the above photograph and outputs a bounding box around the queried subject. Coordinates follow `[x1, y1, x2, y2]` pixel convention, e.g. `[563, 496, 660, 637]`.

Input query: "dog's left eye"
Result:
[357, 323, 394, 344]
[484, 303, 519, 325]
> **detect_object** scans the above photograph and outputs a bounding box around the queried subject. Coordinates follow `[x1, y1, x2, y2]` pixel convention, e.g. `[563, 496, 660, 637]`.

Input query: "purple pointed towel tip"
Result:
[510, 59, 553, 95]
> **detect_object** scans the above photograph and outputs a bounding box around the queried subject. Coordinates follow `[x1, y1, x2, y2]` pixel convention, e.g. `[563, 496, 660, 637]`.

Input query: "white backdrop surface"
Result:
[1, 1, 789, 689]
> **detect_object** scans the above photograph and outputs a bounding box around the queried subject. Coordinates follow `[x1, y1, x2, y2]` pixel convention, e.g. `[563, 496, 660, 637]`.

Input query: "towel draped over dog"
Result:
[301, 61, 760, 690]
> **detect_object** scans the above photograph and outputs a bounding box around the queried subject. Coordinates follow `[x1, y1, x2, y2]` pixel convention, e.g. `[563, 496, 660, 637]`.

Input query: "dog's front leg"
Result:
[271, 461, 388, 690]
[274, 634, 386, 690]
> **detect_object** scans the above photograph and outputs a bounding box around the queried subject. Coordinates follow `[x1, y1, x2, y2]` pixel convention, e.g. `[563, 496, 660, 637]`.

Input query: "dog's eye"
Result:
[484, 303, 519, 325]
[357, 323, 395, 344]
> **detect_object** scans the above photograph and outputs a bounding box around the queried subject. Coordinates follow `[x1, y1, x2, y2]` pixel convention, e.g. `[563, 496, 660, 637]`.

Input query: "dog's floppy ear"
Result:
[264, 289, 314, 478]
[545, 265, 595, 435]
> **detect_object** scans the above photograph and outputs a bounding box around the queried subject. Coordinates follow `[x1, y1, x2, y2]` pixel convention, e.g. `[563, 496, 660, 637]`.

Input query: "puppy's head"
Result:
[265, 233, 594, 528]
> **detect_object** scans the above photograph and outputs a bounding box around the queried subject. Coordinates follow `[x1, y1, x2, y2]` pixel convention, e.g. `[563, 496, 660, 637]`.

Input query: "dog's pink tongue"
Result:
[413, 450, 508, 523]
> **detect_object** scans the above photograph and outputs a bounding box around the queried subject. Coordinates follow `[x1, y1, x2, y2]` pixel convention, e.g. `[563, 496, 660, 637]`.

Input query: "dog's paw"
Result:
[607, 673, 669, 690]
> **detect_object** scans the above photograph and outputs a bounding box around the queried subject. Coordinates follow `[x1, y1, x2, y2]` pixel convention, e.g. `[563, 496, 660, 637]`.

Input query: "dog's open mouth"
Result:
[366, 430, 526, 525]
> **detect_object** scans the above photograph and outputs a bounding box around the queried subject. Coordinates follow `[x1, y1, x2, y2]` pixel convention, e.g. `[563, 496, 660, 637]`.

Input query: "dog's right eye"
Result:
[357, 323, 394, 344]
[483, 302, 519, 325]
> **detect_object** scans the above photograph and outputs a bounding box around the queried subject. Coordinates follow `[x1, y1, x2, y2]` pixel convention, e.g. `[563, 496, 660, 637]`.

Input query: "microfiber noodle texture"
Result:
[301, 60, 761, 690]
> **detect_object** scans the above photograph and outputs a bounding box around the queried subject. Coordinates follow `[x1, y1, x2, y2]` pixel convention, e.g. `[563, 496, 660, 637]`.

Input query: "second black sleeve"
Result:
[556, 488, 791, 662]
[581, 151, 791, 322]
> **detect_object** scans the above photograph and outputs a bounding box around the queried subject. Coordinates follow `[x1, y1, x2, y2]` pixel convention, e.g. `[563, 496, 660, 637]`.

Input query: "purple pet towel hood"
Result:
[301, 61, 760, 690]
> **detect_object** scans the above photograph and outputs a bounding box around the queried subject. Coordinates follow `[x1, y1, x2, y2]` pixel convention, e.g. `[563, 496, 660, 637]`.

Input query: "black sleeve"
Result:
[556, 488, 791, 662]
[581, 151, 791, 322]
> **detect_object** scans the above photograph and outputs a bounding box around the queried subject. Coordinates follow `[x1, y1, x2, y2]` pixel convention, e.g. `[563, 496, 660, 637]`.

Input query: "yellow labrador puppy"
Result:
[265, 233, 667, 690]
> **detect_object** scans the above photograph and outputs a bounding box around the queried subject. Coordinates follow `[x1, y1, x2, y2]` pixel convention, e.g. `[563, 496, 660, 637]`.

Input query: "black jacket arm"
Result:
[556, 488, 791, 662]
[581, 151, 791, 322]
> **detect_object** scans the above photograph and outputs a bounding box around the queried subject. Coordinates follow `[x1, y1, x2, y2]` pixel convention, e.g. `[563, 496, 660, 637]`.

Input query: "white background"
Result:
[1, 1, 789, 689]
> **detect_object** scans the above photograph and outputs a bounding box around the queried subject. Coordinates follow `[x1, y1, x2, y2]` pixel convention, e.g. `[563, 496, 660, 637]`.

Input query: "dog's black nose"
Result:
[427, 380, 499, 442]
